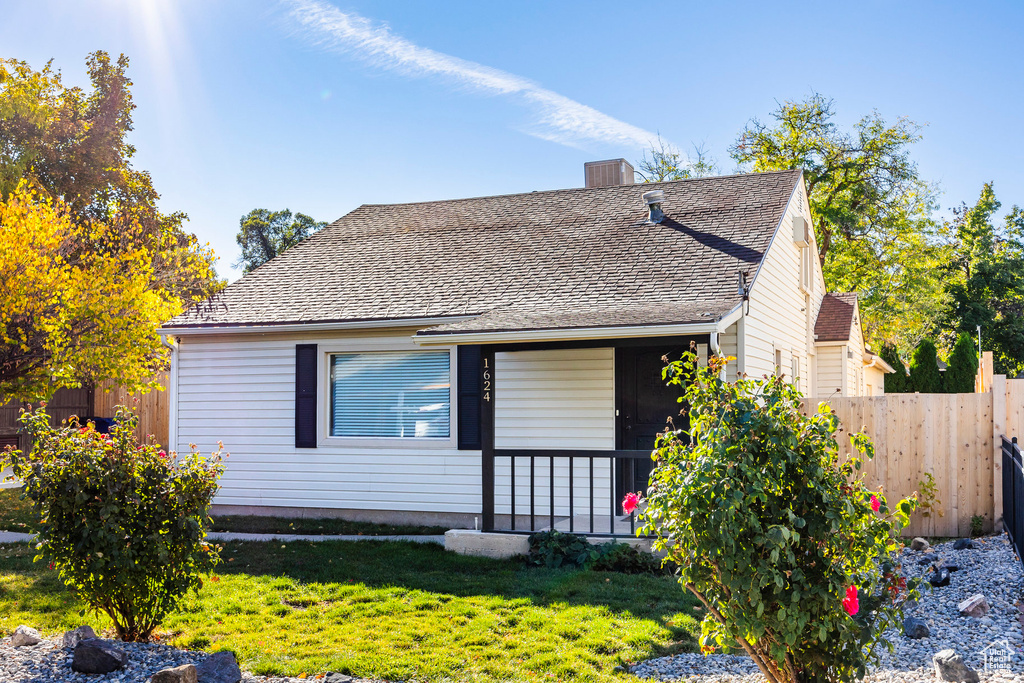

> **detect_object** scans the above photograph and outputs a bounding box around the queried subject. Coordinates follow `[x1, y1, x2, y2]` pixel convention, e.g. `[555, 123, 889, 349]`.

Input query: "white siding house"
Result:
[163, 166, 890, 528]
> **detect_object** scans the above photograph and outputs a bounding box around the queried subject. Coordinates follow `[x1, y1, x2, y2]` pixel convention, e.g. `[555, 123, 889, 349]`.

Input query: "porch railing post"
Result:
[481, 348, 496, 532]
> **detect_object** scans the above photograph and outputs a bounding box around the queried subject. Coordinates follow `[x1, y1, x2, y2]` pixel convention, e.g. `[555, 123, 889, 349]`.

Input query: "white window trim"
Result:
[317, 342, 458, 449]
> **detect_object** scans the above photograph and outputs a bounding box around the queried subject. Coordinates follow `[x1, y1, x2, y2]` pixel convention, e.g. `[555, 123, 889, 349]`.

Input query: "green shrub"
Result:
[945, 332, 978, 393]
[1, 405, 225, 641]
[637, 354, 918, 683]
[909, 339, 942, 393]
[879, 343, 909, 393]
[526, 530, 664, 574]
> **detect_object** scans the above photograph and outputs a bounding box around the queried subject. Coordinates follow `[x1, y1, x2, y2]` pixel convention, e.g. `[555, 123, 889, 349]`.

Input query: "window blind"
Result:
[330, 351, 451, 439]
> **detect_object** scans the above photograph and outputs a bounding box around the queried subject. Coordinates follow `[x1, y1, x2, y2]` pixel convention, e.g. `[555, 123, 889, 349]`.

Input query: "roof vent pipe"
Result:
[642, 190, 665, 223]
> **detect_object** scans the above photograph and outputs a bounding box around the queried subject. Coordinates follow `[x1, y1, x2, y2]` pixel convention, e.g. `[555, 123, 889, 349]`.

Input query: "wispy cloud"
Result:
[282, 0, 660, 149]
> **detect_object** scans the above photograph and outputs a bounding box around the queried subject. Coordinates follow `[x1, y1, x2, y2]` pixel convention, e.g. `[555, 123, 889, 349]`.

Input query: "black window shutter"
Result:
[295, 344, 318, 448]
[457, 345, 482, 450]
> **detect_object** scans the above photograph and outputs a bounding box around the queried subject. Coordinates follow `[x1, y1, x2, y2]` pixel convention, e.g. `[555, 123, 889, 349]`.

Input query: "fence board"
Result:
[805, 392, 994, 537]
[94, 372, 170, 448]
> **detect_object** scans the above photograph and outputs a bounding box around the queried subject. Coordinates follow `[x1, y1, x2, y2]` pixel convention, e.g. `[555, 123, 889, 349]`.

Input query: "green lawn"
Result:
[0, 488, 447, 536]
[0, 539, 700, 682]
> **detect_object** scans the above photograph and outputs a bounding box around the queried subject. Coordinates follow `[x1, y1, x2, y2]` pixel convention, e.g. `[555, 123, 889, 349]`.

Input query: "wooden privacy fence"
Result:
[805, 393, 996, 538]
[94, 371, 170, 447]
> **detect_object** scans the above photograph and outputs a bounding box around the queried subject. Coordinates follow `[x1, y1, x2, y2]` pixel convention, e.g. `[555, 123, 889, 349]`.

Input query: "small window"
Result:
[329, 351, 451, 439]
[791, 354, 800, 390]
[800, 246, 813, 292]
[775, 349, 784, 378]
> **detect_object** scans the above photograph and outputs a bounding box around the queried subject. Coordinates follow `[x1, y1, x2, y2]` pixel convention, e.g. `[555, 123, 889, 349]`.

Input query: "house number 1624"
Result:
[483, 358, 491, 402]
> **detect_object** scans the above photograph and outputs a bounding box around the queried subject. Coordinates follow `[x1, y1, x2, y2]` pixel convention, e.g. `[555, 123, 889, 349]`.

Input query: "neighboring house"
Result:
[813, 292, 895, 396]
[161, 161, 890, 530]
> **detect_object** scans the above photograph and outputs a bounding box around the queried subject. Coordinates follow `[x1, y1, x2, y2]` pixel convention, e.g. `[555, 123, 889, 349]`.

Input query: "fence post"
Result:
[993, 374, 1006, 532]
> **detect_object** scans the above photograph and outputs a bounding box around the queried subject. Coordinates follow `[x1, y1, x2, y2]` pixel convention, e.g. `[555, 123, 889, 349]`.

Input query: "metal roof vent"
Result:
[642, 189, 665, 223]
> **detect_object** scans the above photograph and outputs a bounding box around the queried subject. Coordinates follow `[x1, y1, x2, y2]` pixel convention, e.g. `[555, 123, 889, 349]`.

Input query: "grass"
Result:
[0, 488, 448, 536]
[0, 540, 701, 682]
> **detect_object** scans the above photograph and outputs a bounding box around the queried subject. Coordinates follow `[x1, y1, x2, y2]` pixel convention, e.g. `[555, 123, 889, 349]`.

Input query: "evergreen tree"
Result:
[880, 342, 909, 393]
[908, 339, 942, 393]
[944, 332, 978, 393]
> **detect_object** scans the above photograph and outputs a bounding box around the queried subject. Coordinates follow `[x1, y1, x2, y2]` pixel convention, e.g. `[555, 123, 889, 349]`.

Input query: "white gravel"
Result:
[631, 534, 1024, 682]
[0, 637, 389, 683]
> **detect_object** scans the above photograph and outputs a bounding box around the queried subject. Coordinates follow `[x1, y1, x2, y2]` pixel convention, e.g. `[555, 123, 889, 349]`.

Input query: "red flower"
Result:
[870, 495, 880, 512]
[158, 450, 167, 458]
[622, 492, 640, 515]
[842, 585, 859, 615]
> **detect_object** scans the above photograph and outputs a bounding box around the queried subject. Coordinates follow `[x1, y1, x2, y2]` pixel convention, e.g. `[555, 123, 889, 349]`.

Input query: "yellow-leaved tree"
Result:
[0, 183, 179, 399]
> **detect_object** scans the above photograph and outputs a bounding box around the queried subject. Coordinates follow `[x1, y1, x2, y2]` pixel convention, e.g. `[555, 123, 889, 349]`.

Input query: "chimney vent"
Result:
[642, 189, 665, 223]
[585, 159, 635, 188]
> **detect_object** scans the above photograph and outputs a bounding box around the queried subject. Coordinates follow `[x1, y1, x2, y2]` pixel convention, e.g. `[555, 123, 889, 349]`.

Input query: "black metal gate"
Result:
[1001, 436, 1024, 567]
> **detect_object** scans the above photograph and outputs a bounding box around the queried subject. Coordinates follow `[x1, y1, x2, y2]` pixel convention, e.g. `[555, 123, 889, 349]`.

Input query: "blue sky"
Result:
[4, 1, 1022, 280]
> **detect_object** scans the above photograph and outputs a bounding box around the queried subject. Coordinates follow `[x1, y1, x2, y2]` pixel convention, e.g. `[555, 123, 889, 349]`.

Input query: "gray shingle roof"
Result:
[166, 169, 803, 332]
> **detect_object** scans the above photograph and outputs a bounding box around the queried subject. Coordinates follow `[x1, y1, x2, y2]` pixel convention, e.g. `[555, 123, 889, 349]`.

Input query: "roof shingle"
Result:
[814, 292, 859, 342]
[166, 169, 803, 332]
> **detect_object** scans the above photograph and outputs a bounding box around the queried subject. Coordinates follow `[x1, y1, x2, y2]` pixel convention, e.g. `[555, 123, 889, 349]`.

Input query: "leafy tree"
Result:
[3, 406, 224, 641]
[0, 184, 177, 399]
[908, 339, 942, 393]
[944, 332, 978, 393]
[638, 353, 916, 683]
[0, 52, 223, 399]
[941, 184, 1024, 376]
[879, 342, 909, 393]
[235, 208, 326, 273]
[729, 94, 949, 350]
[636, 135, 719, 182]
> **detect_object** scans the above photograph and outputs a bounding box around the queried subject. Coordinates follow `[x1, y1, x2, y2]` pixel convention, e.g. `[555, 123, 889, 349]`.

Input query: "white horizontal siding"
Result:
[494, 348, 615, 450]
[174, 329, 481, 514]
[815, 346, 845, 397]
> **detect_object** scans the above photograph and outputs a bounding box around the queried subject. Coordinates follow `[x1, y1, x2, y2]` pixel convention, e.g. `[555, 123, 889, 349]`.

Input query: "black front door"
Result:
[616, 345, 691, 500]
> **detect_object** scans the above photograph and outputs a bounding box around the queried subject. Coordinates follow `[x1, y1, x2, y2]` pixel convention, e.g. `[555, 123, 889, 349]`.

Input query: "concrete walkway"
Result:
[0, 530, 444, 544]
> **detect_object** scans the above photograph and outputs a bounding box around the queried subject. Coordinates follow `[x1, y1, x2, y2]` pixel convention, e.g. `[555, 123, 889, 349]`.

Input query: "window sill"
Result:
[317, 436, 456, 450]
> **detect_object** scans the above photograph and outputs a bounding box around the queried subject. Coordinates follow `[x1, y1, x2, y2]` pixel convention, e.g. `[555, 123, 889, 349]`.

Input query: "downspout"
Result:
[162, 334, 178, 455]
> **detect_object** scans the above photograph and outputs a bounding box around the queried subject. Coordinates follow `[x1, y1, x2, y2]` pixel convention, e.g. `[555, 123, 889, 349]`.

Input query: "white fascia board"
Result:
[814, 340, 852, 347]
[412, 313, 741, 346]
[158, 315, 477, 337]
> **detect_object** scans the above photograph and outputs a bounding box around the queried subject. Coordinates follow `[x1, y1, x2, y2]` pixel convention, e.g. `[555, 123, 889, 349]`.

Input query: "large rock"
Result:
[958, 594, 990, 617]
[953, 538, 977, 550]
[11, 625, 41, 647]
[929, 567, 952, 587]
[934, 649, 980, 683]
[910, 537, 931, 551]
[903, 615, 931, 639]
[938, 559, 960, 572]
[62, 624, 98, 649]
[917, 552, 940, 565]
[197, 651, 242, 683]
[324, 675, 353, 683]
[71, 638, 128, 674]
[152, 664, 199, 683]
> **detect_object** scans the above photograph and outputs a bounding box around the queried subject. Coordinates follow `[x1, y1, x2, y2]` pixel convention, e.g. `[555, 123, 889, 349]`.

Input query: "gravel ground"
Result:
[632, 534, 1024, 682]
[0, 637, 390, 683]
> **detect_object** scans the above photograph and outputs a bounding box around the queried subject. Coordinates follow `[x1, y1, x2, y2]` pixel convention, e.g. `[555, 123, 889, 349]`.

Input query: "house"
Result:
[814, 292, 895, 396]
[160, 161, 890, 532]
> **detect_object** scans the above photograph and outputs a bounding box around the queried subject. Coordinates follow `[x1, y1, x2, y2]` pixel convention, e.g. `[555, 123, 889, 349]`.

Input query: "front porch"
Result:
[470, 335, 709, 538]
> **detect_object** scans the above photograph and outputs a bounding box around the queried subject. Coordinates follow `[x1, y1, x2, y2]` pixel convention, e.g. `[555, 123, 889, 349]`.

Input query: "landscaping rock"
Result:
[911, 537, 931, 551]
[953, 538, 977, 550]
[324, 674, 354, 683]
[10, 625, 40, 647]
[958, 593, 990, 617]
[902, 615, 930, 639]
[61, 624, 98, 649]
[197, 650, 242, 683]
[152, 663, 199, 683]
[71, 637, 128, 674]
[933, 648, 980, 682]
[938, 559, 960, 572]
[917, 552, 939, 565]
[929, 566, 952, 587]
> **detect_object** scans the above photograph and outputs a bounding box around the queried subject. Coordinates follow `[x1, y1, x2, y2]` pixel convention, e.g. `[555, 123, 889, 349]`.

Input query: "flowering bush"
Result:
[1, 405, 225, 641]
[635, 353, 918, 683]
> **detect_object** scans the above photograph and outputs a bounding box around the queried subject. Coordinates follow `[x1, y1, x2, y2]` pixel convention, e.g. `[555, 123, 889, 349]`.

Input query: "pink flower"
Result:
[158, 450, 167, 458]
[622, 492, 640, 515]
[842, 585, 859, 616]
[870, 495, 880, 513]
